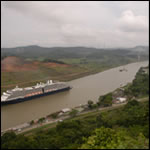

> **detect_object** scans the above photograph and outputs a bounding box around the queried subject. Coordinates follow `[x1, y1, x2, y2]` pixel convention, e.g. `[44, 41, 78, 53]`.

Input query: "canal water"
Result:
[1, 61, 148, 130]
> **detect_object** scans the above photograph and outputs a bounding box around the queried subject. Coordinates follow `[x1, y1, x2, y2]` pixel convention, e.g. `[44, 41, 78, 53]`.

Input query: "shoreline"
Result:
[1, 96, 148, 136]
[1, 60, 148, 89]
[1, 60, 149, 131]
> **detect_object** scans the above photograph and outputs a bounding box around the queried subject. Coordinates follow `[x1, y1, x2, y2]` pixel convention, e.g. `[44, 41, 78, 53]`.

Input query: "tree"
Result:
[80, 127, 149, 149]
[96, 113, 104, 127]
[1, 131, 17, 145]
[124, 68, 149, 98]
[80, 127, 123, 149]
[87, 100, 94, 109]
[30, 120, 34, 125]
[69, 109, 78, 117]
[38, 117, 45, 123]
[92, 104, 98, 109]
[123, 99, 139, 111]
[98, 93, 112, 107]
[50, 112, 59, 119]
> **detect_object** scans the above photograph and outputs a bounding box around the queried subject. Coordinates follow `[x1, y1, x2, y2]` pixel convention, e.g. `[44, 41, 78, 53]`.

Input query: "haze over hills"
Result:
[1, 45, 149, 60]
[130, 45, 149, 52]
[1, 45, 148, 52]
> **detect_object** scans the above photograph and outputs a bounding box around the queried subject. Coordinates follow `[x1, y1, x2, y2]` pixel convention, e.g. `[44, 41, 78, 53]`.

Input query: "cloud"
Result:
[118, 10, 148, 32]
[3, 1, 64, 25]
[1, 1, 149, 48]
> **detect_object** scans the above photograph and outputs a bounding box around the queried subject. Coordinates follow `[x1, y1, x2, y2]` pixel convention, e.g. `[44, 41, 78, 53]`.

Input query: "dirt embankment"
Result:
[42, 62, 70, 68]
[1, 56, 71, 88]
[1, 56, 38, 72]
[1, 56, 70, 72]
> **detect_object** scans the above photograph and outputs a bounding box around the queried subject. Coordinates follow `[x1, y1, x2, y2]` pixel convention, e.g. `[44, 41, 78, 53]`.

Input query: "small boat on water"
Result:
[119, 67, 128, 72]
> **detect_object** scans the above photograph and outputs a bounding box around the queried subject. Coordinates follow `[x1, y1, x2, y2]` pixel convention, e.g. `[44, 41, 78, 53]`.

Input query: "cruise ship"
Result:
[1, 80, 71, 105]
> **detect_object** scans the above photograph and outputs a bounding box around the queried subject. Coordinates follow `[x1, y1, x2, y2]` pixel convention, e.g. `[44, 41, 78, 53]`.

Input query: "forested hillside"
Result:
[1, 45, 149, 61]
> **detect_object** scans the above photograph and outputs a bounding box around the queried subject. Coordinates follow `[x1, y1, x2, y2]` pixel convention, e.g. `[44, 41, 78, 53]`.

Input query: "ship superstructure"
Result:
[1, 80, 71, 105]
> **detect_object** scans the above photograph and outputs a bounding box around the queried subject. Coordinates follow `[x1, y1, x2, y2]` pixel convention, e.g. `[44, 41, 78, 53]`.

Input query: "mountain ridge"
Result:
[1, 45, 149, 50]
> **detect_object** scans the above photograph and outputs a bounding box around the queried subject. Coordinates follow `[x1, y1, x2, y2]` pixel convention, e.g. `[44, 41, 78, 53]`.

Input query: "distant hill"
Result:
[1, 46, 93, 59]
[132, 45, 149, 52]
[127, 46, 149, 56]
[1, 45, 149, 60]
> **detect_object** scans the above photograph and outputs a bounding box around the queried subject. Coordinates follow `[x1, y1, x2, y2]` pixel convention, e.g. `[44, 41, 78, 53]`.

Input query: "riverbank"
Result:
[1, 58, 143, 94]
[2, 65, 149, 135]
[1, 61, 148, 131]
[2, 96, 148, 136]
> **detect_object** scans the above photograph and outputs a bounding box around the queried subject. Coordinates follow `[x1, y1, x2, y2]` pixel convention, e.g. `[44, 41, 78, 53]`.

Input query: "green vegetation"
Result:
[1, 46, 148, 94]
[48, 112, 59, 119]
[38, 117, 45, 123]
[80, 127, 148, 149]
[2, 66, 149, 149]
[1, 48, 149, 149]
[124, 67, 149, 98]
[69, 109, 79, 118]
[87, 100, 94, 109]
[1, 45, 149, 61]
[42, 58, 66, 64]
[2, 100, 149, 149]
[97, 92, 113, 107]
[87, 100, 99, 109]
[30, 120, 34, 126]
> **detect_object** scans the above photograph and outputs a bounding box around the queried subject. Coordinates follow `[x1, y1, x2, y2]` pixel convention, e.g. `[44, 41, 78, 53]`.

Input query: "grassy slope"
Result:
[0, 57, 144, 94]
[1, 46, 149, 94]
[1, 60, 110, 94]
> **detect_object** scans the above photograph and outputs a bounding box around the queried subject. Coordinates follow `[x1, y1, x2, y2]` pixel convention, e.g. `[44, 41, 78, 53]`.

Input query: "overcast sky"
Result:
[1, 1, 149, 48]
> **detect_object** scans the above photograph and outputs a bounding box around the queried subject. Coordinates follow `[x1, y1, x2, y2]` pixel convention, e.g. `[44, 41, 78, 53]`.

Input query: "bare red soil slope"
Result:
[1, 56, 70, 72]
[1, 56, 38, 72]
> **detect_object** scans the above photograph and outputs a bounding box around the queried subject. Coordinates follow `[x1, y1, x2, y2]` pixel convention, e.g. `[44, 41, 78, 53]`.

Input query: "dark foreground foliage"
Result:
[1, 100, 149, 149]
